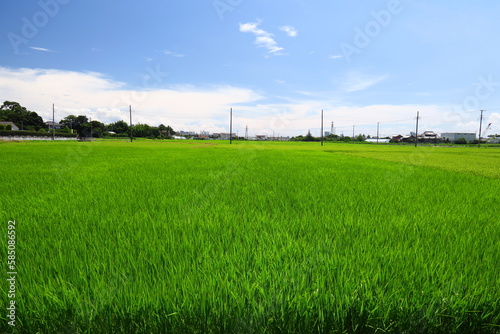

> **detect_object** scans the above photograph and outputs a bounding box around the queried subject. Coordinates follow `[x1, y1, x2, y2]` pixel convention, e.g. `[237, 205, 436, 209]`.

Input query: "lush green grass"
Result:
[1, 140, 499, 333]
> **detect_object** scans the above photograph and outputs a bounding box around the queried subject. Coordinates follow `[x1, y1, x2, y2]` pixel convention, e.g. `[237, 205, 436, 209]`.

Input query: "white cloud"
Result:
[29, 47, 55, 53]
[0, 67, 261, 133]
[239, 22, 284, 54]
[329, 54, 343, 60]
[342, 72, 388, 92]
[164, 50, 185, 58]
[280, 26, 298, 37]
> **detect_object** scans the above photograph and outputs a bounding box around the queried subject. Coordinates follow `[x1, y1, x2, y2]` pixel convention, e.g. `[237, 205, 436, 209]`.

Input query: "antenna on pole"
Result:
[229, 108, 233, 144]
[129, 105, 133, 142]
[321, 110, 324, 146]
[414, 111, 420, 147]
[478, 109, 485, 148]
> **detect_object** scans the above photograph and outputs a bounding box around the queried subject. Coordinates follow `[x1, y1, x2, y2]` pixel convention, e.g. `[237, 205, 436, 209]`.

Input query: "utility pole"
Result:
[377, 122, 380, 144]
[321, 110, 324, 146]
[52, 103, 55, 140]
[245, 125, 248, 140]
[352, 125, 355, 139]
[415, 111, 420, 147]
[331, 121, 334, 135]
[129, 105, 133, 142]
[229, 108, 233, 144]
[478, 109, 485, 148]
[90, 117, 93, 139]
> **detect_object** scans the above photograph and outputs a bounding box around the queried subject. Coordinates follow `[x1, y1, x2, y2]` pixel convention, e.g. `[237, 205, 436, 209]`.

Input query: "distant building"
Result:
[420, 130, 442, 143]
[212, 133, 235, 140]
[391, 134, 404, 142]
[45, 121, 63, 130]
[421, 131, 438, 139]
[179, 131, 196, 136]
[255, 135, 267, 140]
[0, 121, 19, 130]
[441, 133, 476, 142]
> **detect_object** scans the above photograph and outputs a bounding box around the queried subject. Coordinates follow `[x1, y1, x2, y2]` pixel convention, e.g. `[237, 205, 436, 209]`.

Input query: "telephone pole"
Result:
[229, 108, 233, 144]
[414, 111, 420, 147]
[245, 125, 248, 140]
[129, 105, 133, 142]
[377, 122, 380, 144]
[321, 110, 324, 146]
[52, 103, 55, 141]
[352, 125, 355, 139]
[478, 110, 485, 148]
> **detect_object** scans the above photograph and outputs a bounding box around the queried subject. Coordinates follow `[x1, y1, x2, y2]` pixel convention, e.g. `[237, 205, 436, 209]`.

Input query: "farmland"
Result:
[1, 140, 499, 333]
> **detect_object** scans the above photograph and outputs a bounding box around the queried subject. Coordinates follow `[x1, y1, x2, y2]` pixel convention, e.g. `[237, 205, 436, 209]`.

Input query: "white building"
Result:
[441, 133, 476, 142]
[0, 121, 19, 130]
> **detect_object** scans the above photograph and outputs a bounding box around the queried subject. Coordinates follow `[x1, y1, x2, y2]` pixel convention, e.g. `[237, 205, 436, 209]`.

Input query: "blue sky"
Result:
[1, 0, 500, 137]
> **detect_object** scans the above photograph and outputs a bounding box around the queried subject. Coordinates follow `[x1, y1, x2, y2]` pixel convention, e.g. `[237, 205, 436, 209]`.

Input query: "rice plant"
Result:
[0, 140, 498, 333]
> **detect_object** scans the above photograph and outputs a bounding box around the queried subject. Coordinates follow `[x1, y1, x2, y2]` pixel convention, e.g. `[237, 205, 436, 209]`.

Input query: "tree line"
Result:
[0, 101, 175, 139]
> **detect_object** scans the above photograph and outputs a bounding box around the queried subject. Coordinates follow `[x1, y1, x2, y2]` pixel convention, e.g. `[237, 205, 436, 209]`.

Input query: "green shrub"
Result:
[454, 137, 468, 144]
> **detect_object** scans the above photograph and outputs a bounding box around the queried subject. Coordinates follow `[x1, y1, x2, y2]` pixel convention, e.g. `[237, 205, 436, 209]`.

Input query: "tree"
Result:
[304, 130, 319, 142]
[60, 115, 90, 136]
[60, 115, 77, 133]
[6, 124, 12, 131]
[132, 123, 153, 137]
[355, 134, 366, 142]
[108, 120, 129, 134]
[89, 120, 106, 138]
[0, 101, 44, 130]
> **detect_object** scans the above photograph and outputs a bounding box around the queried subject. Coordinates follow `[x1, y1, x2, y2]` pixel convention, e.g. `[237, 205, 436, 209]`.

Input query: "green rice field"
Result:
[1, 140, 499, 333]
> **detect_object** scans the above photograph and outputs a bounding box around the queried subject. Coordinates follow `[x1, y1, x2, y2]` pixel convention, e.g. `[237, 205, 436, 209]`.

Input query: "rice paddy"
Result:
[0, 140, 499, 333]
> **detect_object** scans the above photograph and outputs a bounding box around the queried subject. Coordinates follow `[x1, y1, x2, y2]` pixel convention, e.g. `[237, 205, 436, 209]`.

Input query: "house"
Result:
[0, 121, 19, 130]
[391, 134, 403, 142]
[45, 121, 63, 130]
[419, 130, 442, 143]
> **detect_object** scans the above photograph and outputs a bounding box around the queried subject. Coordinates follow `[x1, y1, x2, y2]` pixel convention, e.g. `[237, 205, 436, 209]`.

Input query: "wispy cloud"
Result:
[164, 50, 185, 58]
[342, 72, 388, 92]
[329, 54, 343, 60]
[280, 25, 298, 37]
[30, 47, 55, 53]
[239, 22, 284, 55]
